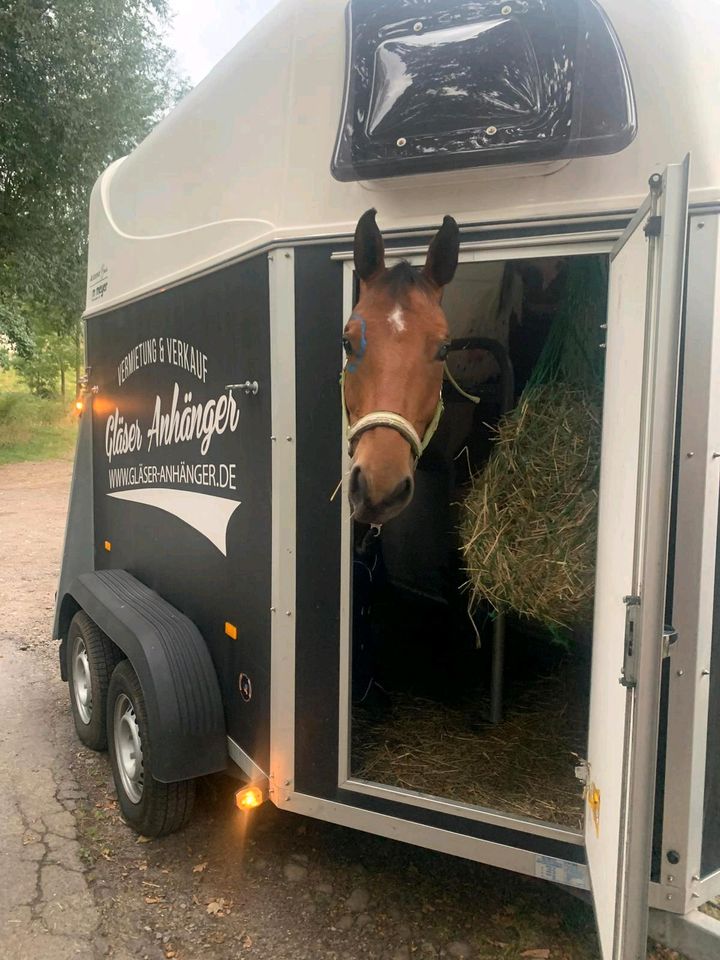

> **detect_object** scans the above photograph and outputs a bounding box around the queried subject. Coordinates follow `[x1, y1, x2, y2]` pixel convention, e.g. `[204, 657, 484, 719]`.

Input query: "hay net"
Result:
[459, 257, 607, 637]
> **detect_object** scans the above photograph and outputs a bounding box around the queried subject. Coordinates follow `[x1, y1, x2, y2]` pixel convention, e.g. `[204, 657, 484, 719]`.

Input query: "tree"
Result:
[0, 0, 188, 392]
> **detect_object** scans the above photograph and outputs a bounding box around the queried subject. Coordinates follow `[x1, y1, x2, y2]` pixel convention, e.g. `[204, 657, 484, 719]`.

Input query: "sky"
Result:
[168, 0, 282, 86]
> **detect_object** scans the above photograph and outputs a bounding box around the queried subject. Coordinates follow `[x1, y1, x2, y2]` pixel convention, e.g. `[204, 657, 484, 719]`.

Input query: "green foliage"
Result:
[0, 386, 76, 464]
[13, 328, 76, 397]
[8, 299, 79, 396]
[0, 0, 187, 376]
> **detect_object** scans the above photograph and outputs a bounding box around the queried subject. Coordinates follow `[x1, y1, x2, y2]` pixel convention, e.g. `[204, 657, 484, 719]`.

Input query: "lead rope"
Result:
[443, 361, 481, 405]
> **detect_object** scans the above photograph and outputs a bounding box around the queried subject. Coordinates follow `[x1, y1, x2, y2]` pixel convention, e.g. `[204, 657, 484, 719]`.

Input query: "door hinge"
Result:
[644, 215, 662, 238]
[621, 594, 641, 688]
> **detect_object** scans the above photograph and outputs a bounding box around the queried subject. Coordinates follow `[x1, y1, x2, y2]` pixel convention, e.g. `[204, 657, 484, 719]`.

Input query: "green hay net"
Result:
[460, 257, 607, 639]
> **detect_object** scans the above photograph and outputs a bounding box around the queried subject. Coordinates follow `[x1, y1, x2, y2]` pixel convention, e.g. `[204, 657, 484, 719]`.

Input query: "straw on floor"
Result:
[352, 662, 587, 828]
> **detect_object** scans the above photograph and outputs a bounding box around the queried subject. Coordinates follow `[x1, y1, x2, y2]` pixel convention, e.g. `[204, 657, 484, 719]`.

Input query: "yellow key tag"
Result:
[585, 783, 601, 838]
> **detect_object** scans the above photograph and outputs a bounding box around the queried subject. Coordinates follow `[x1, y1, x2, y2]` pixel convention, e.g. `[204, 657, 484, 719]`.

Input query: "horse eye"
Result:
[436, 342, 451, 361]
[343, 337, 353, 358]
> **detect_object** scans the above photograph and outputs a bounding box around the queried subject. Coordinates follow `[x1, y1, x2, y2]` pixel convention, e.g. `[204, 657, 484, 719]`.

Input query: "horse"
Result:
[343, 208, 460, 526]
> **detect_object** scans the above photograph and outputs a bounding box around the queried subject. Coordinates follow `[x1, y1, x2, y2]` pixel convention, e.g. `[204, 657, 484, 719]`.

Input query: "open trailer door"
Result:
[586, 157, 690, 960]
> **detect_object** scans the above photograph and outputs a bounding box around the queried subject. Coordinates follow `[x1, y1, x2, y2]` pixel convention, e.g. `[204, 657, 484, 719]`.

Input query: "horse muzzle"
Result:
[348, 424, 416, 524]
[348, 462, 415, 524]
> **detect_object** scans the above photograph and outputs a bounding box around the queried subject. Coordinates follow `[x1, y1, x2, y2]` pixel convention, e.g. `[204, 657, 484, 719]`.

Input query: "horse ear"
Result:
[354, 208, 385, 283]
[423, 215, 460, 289]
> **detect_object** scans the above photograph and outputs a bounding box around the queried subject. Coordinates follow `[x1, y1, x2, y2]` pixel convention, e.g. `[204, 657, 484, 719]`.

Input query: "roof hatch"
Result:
[331, 0, 637, 182]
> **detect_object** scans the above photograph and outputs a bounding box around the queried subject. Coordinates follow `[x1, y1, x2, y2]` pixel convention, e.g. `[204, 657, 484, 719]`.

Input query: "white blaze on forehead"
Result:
[388, 304, 405, 333]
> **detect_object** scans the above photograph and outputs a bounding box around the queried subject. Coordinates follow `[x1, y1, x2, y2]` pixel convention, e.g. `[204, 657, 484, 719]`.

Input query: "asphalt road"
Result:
[0, 459, 684, 960]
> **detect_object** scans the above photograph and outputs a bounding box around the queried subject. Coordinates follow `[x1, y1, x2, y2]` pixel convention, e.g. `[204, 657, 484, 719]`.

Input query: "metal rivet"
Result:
[270, 607, 276, 612]
[687, 451, 695, 458]
[713, 452, 720, 459]
[668, 875, 675, 883]
[701, 668, 710, 676]
[676, 669, 685, 677]
[486, 125, 498, 136]
[396, 137, 407, 147]
[286, 611, 292, 617]
[667, 850, 681, 864]
[599, 343, 607, 349]
[270, 435, 276, 441]
[666, 894, 673, 901]
[501, 4, 513, 14]
[692, 875, 701, 882]
[413, 21, 423, 32]
[697, 222, 706, 229]
[284, 252, 291, 258]
[286, 436, 293, 442]
[600, 323, 608, 330]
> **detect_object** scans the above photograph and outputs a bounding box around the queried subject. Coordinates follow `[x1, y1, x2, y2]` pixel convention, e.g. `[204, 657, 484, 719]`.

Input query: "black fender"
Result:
[60, 569, 226, 783]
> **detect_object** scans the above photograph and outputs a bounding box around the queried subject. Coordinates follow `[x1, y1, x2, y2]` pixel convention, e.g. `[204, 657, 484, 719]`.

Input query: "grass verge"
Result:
[0, 373, 77, 465]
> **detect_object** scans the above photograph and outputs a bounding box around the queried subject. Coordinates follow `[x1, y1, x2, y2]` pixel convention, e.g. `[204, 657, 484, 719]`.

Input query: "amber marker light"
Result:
[235, 785, 264, 811]
[225, 621, 238, 640]
[75, 399, 84, 413]
[104, 540, 112, 552]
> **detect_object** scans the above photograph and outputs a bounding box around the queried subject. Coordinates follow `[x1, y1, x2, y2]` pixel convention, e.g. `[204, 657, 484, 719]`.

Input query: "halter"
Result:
[340, 368, 466, 462]
[340, 323, 481, 463]
[346, 398, 444, 461]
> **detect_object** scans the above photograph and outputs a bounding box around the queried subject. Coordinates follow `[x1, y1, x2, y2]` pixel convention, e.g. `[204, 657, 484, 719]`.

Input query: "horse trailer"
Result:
[54, 2, 720, 958]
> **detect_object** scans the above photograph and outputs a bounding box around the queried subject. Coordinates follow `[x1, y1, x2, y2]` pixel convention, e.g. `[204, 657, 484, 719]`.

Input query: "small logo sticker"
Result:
[535, 855, 589, 890]
[89, 263, 109, 302]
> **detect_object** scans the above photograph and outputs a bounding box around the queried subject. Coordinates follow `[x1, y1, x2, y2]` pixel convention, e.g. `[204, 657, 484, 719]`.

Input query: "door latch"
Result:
[621, 594, 641, 688]
[225, 380, 259, 396]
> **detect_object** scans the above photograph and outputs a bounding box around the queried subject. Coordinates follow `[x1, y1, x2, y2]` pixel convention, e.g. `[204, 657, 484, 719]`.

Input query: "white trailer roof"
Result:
[85, 0, 720, 315]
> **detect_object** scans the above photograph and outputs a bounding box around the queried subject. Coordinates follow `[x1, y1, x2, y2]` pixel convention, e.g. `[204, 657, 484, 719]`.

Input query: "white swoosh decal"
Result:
[107, 488, 241, 556]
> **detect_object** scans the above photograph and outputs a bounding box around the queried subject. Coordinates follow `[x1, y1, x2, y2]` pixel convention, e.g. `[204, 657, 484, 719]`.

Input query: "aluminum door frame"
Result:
[648, 211, 720, 914]
[268, 232, 616, 881]
[336, 235, 614, 848]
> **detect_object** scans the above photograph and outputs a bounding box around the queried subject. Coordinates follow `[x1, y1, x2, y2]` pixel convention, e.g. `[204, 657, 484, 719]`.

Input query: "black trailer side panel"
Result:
[85, 256, 272, 773]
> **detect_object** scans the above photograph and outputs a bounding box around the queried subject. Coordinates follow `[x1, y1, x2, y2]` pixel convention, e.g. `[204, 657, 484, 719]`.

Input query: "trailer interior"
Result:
[348, 253, 609, 829]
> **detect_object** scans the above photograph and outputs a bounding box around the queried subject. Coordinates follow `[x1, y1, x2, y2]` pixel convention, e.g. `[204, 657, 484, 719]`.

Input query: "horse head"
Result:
[343, 208, 459, 525]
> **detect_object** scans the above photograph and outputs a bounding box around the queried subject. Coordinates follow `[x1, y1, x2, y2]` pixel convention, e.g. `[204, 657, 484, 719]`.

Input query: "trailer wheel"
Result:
[67, 610, 123, 751]
[107, 660, 195, 837]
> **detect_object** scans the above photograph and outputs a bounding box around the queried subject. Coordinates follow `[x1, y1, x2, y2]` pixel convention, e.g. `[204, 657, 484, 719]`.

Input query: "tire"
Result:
[66, 610, 123, 751]
[107, 659, 195, 837]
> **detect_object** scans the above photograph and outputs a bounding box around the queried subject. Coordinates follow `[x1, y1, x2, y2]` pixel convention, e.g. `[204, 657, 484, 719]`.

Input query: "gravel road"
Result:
[0, 459, 685, 960]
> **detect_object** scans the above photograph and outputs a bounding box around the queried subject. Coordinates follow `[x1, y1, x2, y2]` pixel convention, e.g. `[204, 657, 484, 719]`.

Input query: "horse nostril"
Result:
[389, 475, 414, 507]
[349, 465, 366, 501]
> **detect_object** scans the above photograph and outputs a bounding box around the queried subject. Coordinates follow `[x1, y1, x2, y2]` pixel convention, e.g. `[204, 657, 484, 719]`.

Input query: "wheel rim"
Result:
[113, 693, 144, 804]
[71, 635, 93, 725]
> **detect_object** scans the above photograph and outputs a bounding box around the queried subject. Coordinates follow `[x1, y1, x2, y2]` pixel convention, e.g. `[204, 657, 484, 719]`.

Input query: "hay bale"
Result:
[460, 383, 601, 630]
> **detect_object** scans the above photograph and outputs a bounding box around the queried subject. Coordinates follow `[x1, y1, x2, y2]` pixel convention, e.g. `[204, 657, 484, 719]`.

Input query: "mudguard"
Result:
[59, 569, 226, 782]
